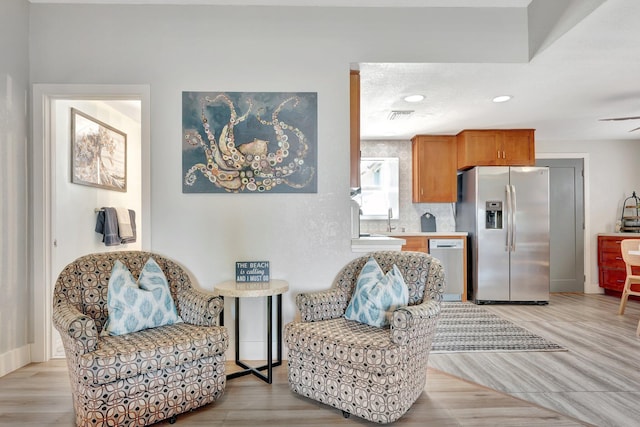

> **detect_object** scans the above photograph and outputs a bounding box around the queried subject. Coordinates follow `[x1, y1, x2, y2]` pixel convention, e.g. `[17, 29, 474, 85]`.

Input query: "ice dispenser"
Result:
[485, 201, 503, 229]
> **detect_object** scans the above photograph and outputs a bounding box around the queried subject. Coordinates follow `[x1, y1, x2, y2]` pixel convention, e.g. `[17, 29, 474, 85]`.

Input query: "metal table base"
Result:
[219, 294, 283, 384]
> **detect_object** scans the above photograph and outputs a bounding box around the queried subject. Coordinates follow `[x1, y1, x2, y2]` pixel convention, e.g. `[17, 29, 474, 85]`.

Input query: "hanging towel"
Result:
[121, 209, 137, 244]
[95, 207, 121, 246]
[115, 207, 134, 239]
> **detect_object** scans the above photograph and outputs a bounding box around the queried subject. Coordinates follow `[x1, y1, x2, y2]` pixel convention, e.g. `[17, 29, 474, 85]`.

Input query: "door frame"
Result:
[31, 84, 151, 362]
[537, 152, 593, 293]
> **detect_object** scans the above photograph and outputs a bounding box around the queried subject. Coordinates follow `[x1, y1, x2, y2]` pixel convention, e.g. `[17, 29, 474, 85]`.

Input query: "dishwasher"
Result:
[429, 239, 464, 301]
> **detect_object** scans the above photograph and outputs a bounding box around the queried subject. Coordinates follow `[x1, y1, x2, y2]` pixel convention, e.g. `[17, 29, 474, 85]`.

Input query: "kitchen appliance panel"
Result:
[429, 239, 464, 301]
[509, 167, 550, 301]
[457, 166, 550, 304]
[476, 167, 511, 301]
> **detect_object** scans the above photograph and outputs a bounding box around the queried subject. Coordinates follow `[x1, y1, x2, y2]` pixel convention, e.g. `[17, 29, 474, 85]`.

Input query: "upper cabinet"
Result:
[456, 129, 535, 170]
[350, 70, 360, 189]
[412, 135, 457, 203]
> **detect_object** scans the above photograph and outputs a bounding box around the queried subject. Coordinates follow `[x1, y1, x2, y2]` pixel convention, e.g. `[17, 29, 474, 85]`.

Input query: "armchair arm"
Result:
[177, 288, 224, 326]
[390, 299, 441, 346]
[296, 288, 350, 322]
[52, 301, 98, 355]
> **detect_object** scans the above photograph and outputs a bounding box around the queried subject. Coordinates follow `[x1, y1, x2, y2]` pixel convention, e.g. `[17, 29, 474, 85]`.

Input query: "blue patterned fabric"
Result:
[344, 256, 409, 327]
[103, 257, 182, 336]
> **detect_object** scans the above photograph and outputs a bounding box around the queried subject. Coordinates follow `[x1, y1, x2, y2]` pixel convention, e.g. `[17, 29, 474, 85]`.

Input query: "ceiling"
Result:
[30, 1, 532, 6]
[360, 0, 640, 141]
[31, 0, 640, 142]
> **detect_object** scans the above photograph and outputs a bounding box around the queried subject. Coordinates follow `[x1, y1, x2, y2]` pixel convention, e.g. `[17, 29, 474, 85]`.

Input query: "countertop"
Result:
[598, 232, 640, 237]
[351, 235, 406, 244]
[351, 235, 406, 253]
[350, 232, 468, 253]
[378, 231, 468, 237]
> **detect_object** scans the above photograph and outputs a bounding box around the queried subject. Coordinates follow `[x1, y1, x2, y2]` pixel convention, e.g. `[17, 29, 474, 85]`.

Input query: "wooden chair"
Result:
[618, 239, 640, 335]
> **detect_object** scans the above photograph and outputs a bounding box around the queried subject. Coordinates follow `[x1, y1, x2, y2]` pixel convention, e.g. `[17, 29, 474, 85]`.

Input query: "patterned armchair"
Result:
[284, 251, 444, 424]
[53, 251, 228, 427]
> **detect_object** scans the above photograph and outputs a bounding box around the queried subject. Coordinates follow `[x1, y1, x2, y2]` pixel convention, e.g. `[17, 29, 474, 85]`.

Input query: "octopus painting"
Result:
[182, 91, 317, 193]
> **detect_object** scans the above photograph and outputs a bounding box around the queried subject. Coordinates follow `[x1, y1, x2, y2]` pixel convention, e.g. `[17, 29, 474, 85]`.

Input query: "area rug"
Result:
[431, 302, 567, 353]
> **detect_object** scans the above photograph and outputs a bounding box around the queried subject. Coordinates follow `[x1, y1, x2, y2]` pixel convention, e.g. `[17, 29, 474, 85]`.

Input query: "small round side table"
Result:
[213, 279, 289, 384]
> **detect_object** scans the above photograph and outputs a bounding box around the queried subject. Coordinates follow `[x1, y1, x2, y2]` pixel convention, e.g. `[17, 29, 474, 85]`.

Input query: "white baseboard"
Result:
[0, 345, 31, 377]
[225, 340, 289, 361]
[585, 282, 604, 294]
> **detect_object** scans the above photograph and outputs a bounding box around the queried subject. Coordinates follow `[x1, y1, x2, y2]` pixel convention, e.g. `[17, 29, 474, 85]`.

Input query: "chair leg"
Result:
[636, 319, 640, 336]
[619, 278, 631, 315]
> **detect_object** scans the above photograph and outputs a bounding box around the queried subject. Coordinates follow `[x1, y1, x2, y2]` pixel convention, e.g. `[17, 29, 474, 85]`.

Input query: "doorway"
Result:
[536, 158, 585, 292]
[31, 84, 151, 362]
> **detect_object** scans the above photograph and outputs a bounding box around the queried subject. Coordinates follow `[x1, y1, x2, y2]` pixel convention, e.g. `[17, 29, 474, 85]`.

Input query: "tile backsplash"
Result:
[359, 140, 456, 234]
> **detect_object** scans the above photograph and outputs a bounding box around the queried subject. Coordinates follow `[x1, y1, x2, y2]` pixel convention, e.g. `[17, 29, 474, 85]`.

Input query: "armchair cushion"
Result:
[102, 258, 182, 336]
[344, 257, 408, 327]
[79, 322, 228, 385]
[286, 317, 403, 375]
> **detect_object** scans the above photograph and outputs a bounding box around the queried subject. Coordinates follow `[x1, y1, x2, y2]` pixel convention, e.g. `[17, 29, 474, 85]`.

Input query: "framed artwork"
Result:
[71, 108, 127, 192]
[182, 91, 317, 193]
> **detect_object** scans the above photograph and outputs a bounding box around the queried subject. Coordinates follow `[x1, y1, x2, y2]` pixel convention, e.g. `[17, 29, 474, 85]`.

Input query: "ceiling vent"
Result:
[387, 110, 414, 120]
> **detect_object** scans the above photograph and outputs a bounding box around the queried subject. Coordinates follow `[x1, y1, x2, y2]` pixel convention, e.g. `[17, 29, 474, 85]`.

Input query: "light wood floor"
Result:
[0, 361, 584, 427]
[3, 293, 631, 426]
[429, 293, 640, 427]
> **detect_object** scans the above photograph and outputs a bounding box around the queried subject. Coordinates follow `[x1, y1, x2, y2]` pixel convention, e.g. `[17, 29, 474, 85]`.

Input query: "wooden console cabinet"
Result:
[456, 129, 535, 170]
[411, 135, 457, 202]
[597, 235, 640, 294]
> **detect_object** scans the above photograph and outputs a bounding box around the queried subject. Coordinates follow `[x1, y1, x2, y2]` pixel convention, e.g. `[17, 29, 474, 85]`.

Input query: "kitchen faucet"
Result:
[387, 207, 396, 232]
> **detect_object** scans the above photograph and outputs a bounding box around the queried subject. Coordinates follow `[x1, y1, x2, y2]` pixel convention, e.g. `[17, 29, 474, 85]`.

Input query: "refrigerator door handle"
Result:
[505, 184, 512, 251]
[511, 184, 517, 251]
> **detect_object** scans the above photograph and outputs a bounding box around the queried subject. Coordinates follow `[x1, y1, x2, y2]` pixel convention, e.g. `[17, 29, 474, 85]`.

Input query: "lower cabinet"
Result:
[399, 236, 428, 253]
[597, 235, 640, 295]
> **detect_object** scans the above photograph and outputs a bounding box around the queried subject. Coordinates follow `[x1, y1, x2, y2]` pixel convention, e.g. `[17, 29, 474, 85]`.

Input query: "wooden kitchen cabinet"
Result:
[398, 236, 428, 253]
[597, 235, 640, 295]
[456, 129, 535, 170]
[350, 70, 360, 189]
[412, 135, 457, 202]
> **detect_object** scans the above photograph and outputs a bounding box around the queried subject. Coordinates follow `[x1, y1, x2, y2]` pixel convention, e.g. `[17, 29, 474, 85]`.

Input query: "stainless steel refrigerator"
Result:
[456, 166, 550, 304]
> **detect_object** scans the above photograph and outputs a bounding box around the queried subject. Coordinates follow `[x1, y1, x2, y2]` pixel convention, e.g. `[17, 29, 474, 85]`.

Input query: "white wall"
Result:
[27, 3, 533, 359]
[537, 139, 640, 291]
[21, 3, 640, 361]
[0, 0, 30, 376]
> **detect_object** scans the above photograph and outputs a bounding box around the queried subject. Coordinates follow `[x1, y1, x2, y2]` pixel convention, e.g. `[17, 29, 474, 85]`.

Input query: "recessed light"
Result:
[404, 95, 425, 103]
[492, 95, 512, 103]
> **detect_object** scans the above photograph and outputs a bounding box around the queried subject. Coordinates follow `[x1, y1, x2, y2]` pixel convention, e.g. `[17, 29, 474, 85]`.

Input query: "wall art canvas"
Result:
[71, 108, 127, 192]
[182, 91, 317, 193]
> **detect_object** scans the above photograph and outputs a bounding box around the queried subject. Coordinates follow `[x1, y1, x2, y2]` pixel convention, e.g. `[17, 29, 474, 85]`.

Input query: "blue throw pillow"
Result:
[102, 257, 182, 336]
[345, 257, 409, 327]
